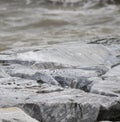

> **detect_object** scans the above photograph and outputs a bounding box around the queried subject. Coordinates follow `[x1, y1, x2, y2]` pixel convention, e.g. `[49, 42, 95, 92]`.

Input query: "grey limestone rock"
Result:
[0, 41, 120, 122]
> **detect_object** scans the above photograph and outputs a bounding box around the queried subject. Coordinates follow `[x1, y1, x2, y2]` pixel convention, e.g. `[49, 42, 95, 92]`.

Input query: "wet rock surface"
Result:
[0, 39, 120, 122]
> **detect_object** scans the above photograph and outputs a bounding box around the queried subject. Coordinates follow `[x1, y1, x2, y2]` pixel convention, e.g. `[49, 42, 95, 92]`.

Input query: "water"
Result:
[0, 0, 120, 51]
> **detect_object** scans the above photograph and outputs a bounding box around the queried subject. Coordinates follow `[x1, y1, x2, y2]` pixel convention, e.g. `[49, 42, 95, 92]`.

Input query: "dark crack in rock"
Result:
[88, 38, 120, 45]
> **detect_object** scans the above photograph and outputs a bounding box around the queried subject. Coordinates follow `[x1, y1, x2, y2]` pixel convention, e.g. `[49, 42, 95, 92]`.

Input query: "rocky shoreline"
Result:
[0, 38, 120, 122]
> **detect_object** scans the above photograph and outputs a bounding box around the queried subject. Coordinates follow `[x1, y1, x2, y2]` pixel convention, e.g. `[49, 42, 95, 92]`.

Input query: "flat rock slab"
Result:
[0, 43, 119, 68]
[103, 65, 120, 78]
[91, 78, 120, 97]
[89, 65, 120, 98]
[0, 107, 39, 122]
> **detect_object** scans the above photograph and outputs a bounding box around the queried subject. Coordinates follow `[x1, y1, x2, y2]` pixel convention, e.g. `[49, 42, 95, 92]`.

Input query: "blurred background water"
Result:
[0, 0, 120, 51]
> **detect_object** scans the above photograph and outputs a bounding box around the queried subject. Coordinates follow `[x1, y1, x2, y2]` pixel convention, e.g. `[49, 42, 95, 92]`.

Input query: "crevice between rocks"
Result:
[97, 105, 120, 121]
[88, 38, 120, 45]
[54, 76, 93, 92]
[111, 62, 120, 68]
[21, 103, 43, 122]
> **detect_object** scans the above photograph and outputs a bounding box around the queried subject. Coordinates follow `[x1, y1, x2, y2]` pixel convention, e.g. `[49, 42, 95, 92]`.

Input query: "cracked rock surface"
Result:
[0, 39, 120, 122]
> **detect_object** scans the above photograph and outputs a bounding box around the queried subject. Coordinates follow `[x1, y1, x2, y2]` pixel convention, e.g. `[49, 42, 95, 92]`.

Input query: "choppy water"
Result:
[0, 0, 120, 51]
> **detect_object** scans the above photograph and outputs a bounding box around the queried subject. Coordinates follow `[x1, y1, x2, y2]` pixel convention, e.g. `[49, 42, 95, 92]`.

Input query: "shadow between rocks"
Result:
[97, 105, 120, 121]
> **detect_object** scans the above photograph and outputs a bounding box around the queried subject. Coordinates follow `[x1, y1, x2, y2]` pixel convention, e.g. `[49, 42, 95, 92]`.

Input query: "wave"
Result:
[1, 0, 120, 6]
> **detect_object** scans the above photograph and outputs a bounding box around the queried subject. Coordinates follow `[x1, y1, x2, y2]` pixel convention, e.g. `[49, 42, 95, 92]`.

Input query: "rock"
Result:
[22, 89, 101, 122]
[0, 107, 39, 122]
[0, 77, 39, 89]
[89, 77, 120, 97]
[4, 66, 100, 88]
[0, 43, 119, 68]
[36, 83, 64, 93]
[103, 65, 120, 78]
[0, 42, 120, 122]
[0, 69, 10, 78]
[0, 75, 120, 122]
[88, 65, 120, 98]
[0, 85, 119, 122]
